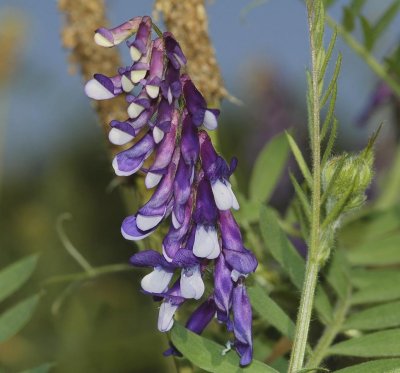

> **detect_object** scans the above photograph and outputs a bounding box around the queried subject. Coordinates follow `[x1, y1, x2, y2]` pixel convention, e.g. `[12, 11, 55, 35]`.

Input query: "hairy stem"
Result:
[288, 1, 323, 371]
[306, 286, 351, 368]
[326, 14, 400, 98]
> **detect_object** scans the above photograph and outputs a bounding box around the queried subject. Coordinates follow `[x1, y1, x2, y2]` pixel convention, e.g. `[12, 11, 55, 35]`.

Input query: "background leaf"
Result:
[329, 329, 400, 357]
[19, 363, 56, 373]
[249, 132, 289, 203]
[334, 359, 400, 372]
[259, 206, 332, 322]
[0, 294, 40, 343]
[343, 300, 400, 331]
[248, 283, 295, 339]
[0, 254, 39, 303]
[170, 322, 278, 373]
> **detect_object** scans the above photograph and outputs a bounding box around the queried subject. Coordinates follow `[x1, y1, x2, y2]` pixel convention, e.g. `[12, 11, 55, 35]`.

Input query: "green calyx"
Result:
[322, 150, 373, 213]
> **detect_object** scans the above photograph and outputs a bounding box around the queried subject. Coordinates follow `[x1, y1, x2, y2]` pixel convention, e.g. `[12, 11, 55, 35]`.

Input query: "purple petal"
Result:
[181, 111, 200, 165]
[94, 16, 142, 47]
[186, 297, 217, 334]
[233, 283, 253, 366]
[121, 215, 157, 241]
[130, 250, 164, 267]
[113, 133, 155, 176]
[164, 32, 187, 69]
[193, 178, 218, 225]
[128, 16, 152, 55]
[214, 254, 233, 319]
[223, 248, 258, 275]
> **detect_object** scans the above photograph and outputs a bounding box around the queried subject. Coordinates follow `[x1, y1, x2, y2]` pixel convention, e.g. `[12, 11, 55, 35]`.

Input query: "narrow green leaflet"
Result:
[249, 132, 289, 203]
[170, 322, 278, 373]
[350, 268, 400, 289]
[325, 251, 350, 299]
[0, 254, 39, 303]
[334, 359, 400, 373]
[234, 193, 260, 224]
[285, 132, 312, 187]
[259, 206, 332, 322]
[347, 232, 400, 266]
[248, 283, 295, 339]
[351, 281, 400, 305]
[373, 1, 400, 44]
[260, 206, 304, 286]
[343, 300, 400, 331]
[19, 363, 56, 373]
[0, 294, 40, 343]
[329, 329, 400, 357]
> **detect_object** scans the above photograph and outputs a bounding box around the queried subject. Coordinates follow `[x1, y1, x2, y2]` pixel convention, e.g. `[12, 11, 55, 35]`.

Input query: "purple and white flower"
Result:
[84, 16, 257, 366]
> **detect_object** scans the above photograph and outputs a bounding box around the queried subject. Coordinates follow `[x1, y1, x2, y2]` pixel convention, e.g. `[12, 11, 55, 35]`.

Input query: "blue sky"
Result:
[1, 0, 397, 175]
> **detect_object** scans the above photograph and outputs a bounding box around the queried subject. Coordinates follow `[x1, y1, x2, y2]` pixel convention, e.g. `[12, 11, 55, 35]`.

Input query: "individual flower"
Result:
[84, 15, 257, 366]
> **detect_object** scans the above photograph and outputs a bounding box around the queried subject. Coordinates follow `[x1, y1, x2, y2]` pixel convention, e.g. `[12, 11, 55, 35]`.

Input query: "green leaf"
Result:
[351, 281, 400, 305]
[359, 15, 374, 50]
[249, 132, 289, 203]
[343, 300, 400, 331]
[0, 294, 40, 343]
[234, 194, 260, 224]
[350, 268, 400, 289]
[334, 358, 400, 372]
[19, 363, 55, 373]
[342, 7, 355, 31]
[0, 254, 39, 303]
[260, 206, 304, 286]
[285, 132, 312, 187]
[289, 173, 311, 221]
[319, 30, 337, 84]
[326, 251, 350, 300]
[347, 232, 400, 266]
[373, 1, 400, 42]
[321, 117, 337, 166]
[259, 206, 332, 322]
[329, 329, 400, 357]
[321, 54, 342, 106]
[170, 322, 279, 373]
[248, 283, 295, 339]
[321, 83, 337, 141]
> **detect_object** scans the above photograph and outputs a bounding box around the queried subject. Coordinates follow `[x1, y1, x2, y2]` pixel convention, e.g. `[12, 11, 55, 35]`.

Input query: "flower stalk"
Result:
[288, 1, 324, 371]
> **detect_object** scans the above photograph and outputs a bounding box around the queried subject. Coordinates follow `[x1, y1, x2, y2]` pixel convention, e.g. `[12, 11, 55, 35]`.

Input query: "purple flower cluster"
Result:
[84, 16, 257, 366]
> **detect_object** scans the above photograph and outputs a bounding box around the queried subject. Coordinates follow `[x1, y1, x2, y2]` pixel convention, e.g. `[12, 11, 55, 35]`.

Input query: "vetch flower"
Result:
[84, 15, 257, 366]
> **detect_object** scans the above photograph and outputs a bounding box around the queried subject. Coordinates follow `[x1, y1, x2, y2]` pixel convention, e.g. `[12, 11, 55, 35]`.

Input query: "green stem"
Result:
[288, 1, 322, 371]
[326, 14, 400, 98]
[306, 287, 352, 369]
[43, 263, 132, 285]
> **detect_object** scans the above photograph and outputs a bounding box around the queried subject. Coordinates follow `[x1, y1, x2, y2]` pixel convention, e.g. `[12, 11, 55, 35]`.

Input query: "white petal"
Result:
[121, 75, 134, 92]
[180, 266, 205, 300]
[146, 85, 160, 99]
[153, 126, 165, 144]
[207, 233, 221, 260]
[193, 226, 216, 258]
[121, 226, 153, 241]
[130, 45, 142, 61]
[112, 157, 143, 176]
[171, 211, 181, 229]
[231, 269, 248, 282]
[203, 110, 218, 130]
[141, 267, 173, 293]
[84, 79, 114, 100]
[127, 102, 145, 118]
[211, 180, 233, 211]
[108, 127, 134, 145]
[130, 70, 146, 84]
[136, 214, 164, 231]
[145, 172, 163, 189]
[158, 301, 178, 332]
[227, 182, 240, 210]
[167, 88, 173, 104]
[94, 33, 113, 47]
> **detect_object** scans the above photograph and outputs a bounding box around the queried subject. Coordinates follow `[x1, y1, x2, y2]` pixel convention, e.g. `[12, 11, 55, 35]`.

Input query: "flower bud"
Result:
[322, 151, 373, 212]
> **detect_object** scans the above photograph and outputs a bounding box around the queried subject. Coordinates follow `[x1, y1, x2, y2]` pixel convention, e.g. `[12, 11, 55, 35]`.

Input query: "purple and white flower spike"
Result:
[84, 16, 257, 366]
